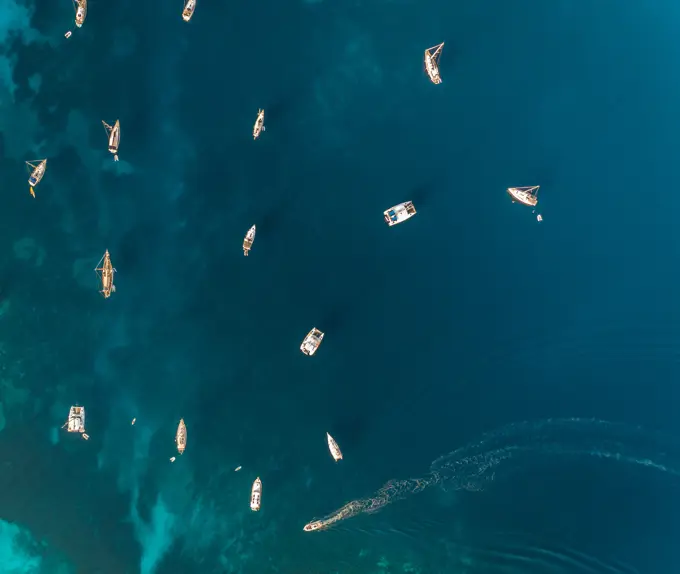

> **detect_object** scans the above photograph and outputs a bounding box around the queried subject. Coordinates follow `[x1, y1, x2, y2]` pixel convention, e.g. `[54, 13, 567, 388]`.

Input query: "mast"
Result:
[424, 42, 444, 85]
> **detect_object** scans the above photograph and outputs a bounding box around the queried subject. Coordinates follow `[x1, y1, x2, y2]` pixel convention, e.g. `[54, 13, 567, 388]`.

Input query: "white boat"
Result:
[63, 405, 87, 436]
[102, 120, 121, 161]
[327, 432, 343, 461]
[507, 186, 539, 207]
[384, 201, 416, 226]
[424, 42, 444, 84]
[250, 477, 262, 511]
[253, 109, 265, 140]
[73, 0, 87, 28]
[94, 250, 116, 298]
[176, 418, 187, 454]
[26, 159, 46, 198]
[182, 0, 196, 22]
[300, 328, 324, 356]
[243, 225, 256, 256]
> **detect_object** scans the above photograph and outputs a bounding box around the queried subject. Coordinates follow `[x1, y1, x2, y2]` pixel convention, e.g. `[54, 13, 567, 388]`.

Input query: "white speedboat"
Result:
[94, 250, 116, 298]
[424, 42, 444, 84]
[243, 225, 256, 256]
[300, 328, 324, 356]
[176, 418, 187, 454]
[507, 186, 539, 207]
[250, 477, 262, 511]
[102, 120, 121, 161]
[384, 201, 416, 226]
[253, 109, 265, 140]
[182, 0, 196, 21]
[63, 405, 88, 439]
[327, 432, 343, 461]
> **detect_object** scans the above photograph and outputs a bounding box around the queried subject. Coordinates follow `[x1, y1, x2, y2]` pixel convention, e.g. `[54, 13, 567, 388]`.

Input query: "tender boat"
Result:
[176, 418, 187, 454]
[182, 0, 196, 22]
[384, 201, 416, 226]
[327, 432, 343, 461]
[300, 328, 324, 356]
[253, 109, 265, 140]
[243, 225, 256, 256]
[424, 42, 444, 84]
[507, 186, 540, 207]
[94, 250, 116, 298]
[63, 405, 88, 439]
[73, 0, 87, 28]
[250, 477, 262, 511]
[26, 159, 46, 198]
[102, 120, 121, 161]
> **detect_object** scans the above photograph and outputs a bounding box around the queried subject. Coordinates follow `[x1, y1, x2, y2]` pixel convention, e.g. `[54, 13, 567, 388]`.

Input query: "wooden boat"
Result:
[253, 109, 265, 140]
[300, 328, 324, 356]
[507, 186, 539, 207]
[384, 201, 416, 226]
[243, 225, 256, 256]
[26, 159, 46, 198]
[176, 418, 187, 454]
[63, 405, 87, 436]
[250, 477, 262, 511]
[102, 120, 120, 161]
[94, 250, 116, 298]
[327, 432, 343, 461]
[424, 42, 444, 84]
[182, 0, 196, 22]
[73, 0, 87, 28]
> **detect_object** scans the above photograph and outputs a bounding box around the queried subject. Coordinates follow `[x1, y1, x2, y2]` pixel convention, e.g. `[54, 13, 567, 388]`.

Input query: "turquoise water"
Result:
[1, 0, 680, 572]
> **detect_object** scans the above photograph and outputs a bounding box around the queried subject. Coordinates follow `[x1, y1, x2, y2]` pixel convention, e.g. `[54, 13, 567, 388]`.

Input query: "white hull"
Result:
[182, 0, 196, 21]
[176, 418, 187, 454]
[327, 432, 343, 461]
[507, 186, 539, 207]
[384, 201, 416, 226]
[65, 405, 86, 434]
[243, 225, 256, 256]
[250, 477, 262, 511]
[301, 328, 324, 356]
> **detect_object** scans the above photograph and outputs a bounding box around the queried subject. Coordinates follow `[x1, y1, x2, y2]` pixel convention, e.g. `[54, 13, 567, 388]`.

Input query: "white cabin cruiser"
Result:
[243, 225, 256, 256]
[63, 405, 89, 439]
[327, 432, 343, 461]
[182, 0, 196, 21]
[300, 328, 324, 356]
[384, 201, 416, 226]
[250, 477, 262, 511]
[507, 186, 539, 207]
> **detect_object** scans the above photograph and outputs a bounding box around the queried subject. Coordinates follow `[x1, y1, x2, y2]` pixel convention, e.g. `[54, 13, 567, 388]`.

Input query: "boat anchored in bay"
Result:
[253, 109, 265, 140]
[26, 159, 46, 198]
[243, 225, 256, 256]
[507, 186, 540, 207]
[250, 477, 262, 511]
[182, 0, 196, 21]
[384, 201, 416, 226]
[301, 328, 324, 356]
[327, 432, 343, 461]
[73, 0, 87, 28]
[102, 120, 121, 161]
[424, 42, 444, 84]
[94, 250, 116, 298]
[63, 405, 89, 440]
[176, 418, 187, 454]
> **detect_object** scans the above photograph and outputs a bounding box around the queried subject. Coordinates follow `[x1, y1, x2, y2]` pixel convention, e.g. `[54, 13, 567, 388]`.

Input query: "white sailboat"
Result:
[243, 225, 256, 256]
[102, 120, 121, 161]
[424, 42, 444, 84]
[182, 0, 196, 22]
[250, 477, 262, 511]
[176, 418, 187, 454]
[26, 159, 46, 198]
[63, 405, 89, 440]
[253, 109, 265, 140]
[507, 186, 540, 207]
[326, 432, 343, 461]
[300, 328, 324, 356]
[94, 250, 116, 298]
[384, 201, 416, 226]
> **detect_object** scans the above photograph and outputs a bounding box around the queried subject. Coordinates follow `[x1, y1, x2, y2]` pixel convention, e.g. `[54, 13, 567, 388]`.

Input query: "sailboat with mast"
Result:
[73, 0, 87, 28]
[26, 159, 46, 198]
[176, 419, 187, 454]
[102, 120, 120, 161]
[253, 109, 265, 140]
[243, 225, 256, 256]
[94, 250, 116, 298]
[507, 186, 540, 207]
[424, 42, 444, 84]
[182, 0, 196, 22]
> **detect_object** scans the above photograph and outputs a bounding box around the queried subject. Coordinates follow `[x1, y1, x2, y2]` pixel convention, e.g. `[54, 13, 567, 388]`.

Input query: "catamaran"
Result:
[301, 328, 324, 356]
[243, 225, 256, 256]
[176, 418, 187, 454]
[507, 186, 540, 207]
[73, 0, 87, 28]
[102, 120, 120, 161]
[424, 42, 444, 84]
[182, 0, 196, 22]
[250, 477, 262, 511]
[253, 109, 265, 140]
[26, 159, 46, 198]
[327, 432, 343, 461]
[384, 201, 416, 226]
[94, 250, 116, 298]
[63, 405, 89, 440]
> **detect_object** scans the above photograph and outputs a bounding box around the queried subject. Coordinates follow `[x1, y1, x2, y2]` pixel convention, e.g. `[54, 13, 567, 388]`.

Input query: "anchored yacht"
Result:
[250, 477, 262, 511]
[94, 250, 116, 298]
[26, 159, 46, 198]
[327, 432, 343, 461]
[73, 0, 87, 27]
[243, 225, 256, 256]
[301, 328, 324, 356]
[63, 406, 89, 439]
[253, 109, 265, 140]
[182, 0, 196, 21]
[507, 186, 539, 207]
[384, 201, 416, 226]
[176, 418, 187, 454]
[102, 120, 121, 161]
[424, 42, 444, 84]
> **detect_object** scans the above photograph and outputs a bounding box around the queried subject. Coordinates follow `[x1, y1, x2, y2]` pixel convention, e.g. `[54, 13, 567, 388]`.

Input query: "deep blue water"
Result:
[1, 0, 680, 572]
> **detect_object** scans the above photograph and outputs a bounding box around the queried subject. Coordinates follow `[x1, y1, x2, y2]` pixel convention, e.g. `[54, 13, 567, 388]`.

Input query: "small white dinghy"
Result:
[63, 405, 89, 440]
[243, 225, 256, 256]
[327, 432, 343, 461]
[250, 477, 262, 511]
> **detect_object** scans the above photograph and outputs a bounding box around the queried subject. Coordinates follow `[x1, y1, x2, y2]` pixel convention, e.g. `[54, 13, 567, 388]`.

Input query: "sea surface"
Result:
[1, 0, 680, 572]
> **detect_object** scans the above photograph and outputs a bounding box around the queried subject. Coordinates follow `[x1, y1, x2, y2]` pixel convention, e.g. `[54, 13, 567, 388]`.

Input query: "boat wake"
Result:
[303, 418, 680, 531]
